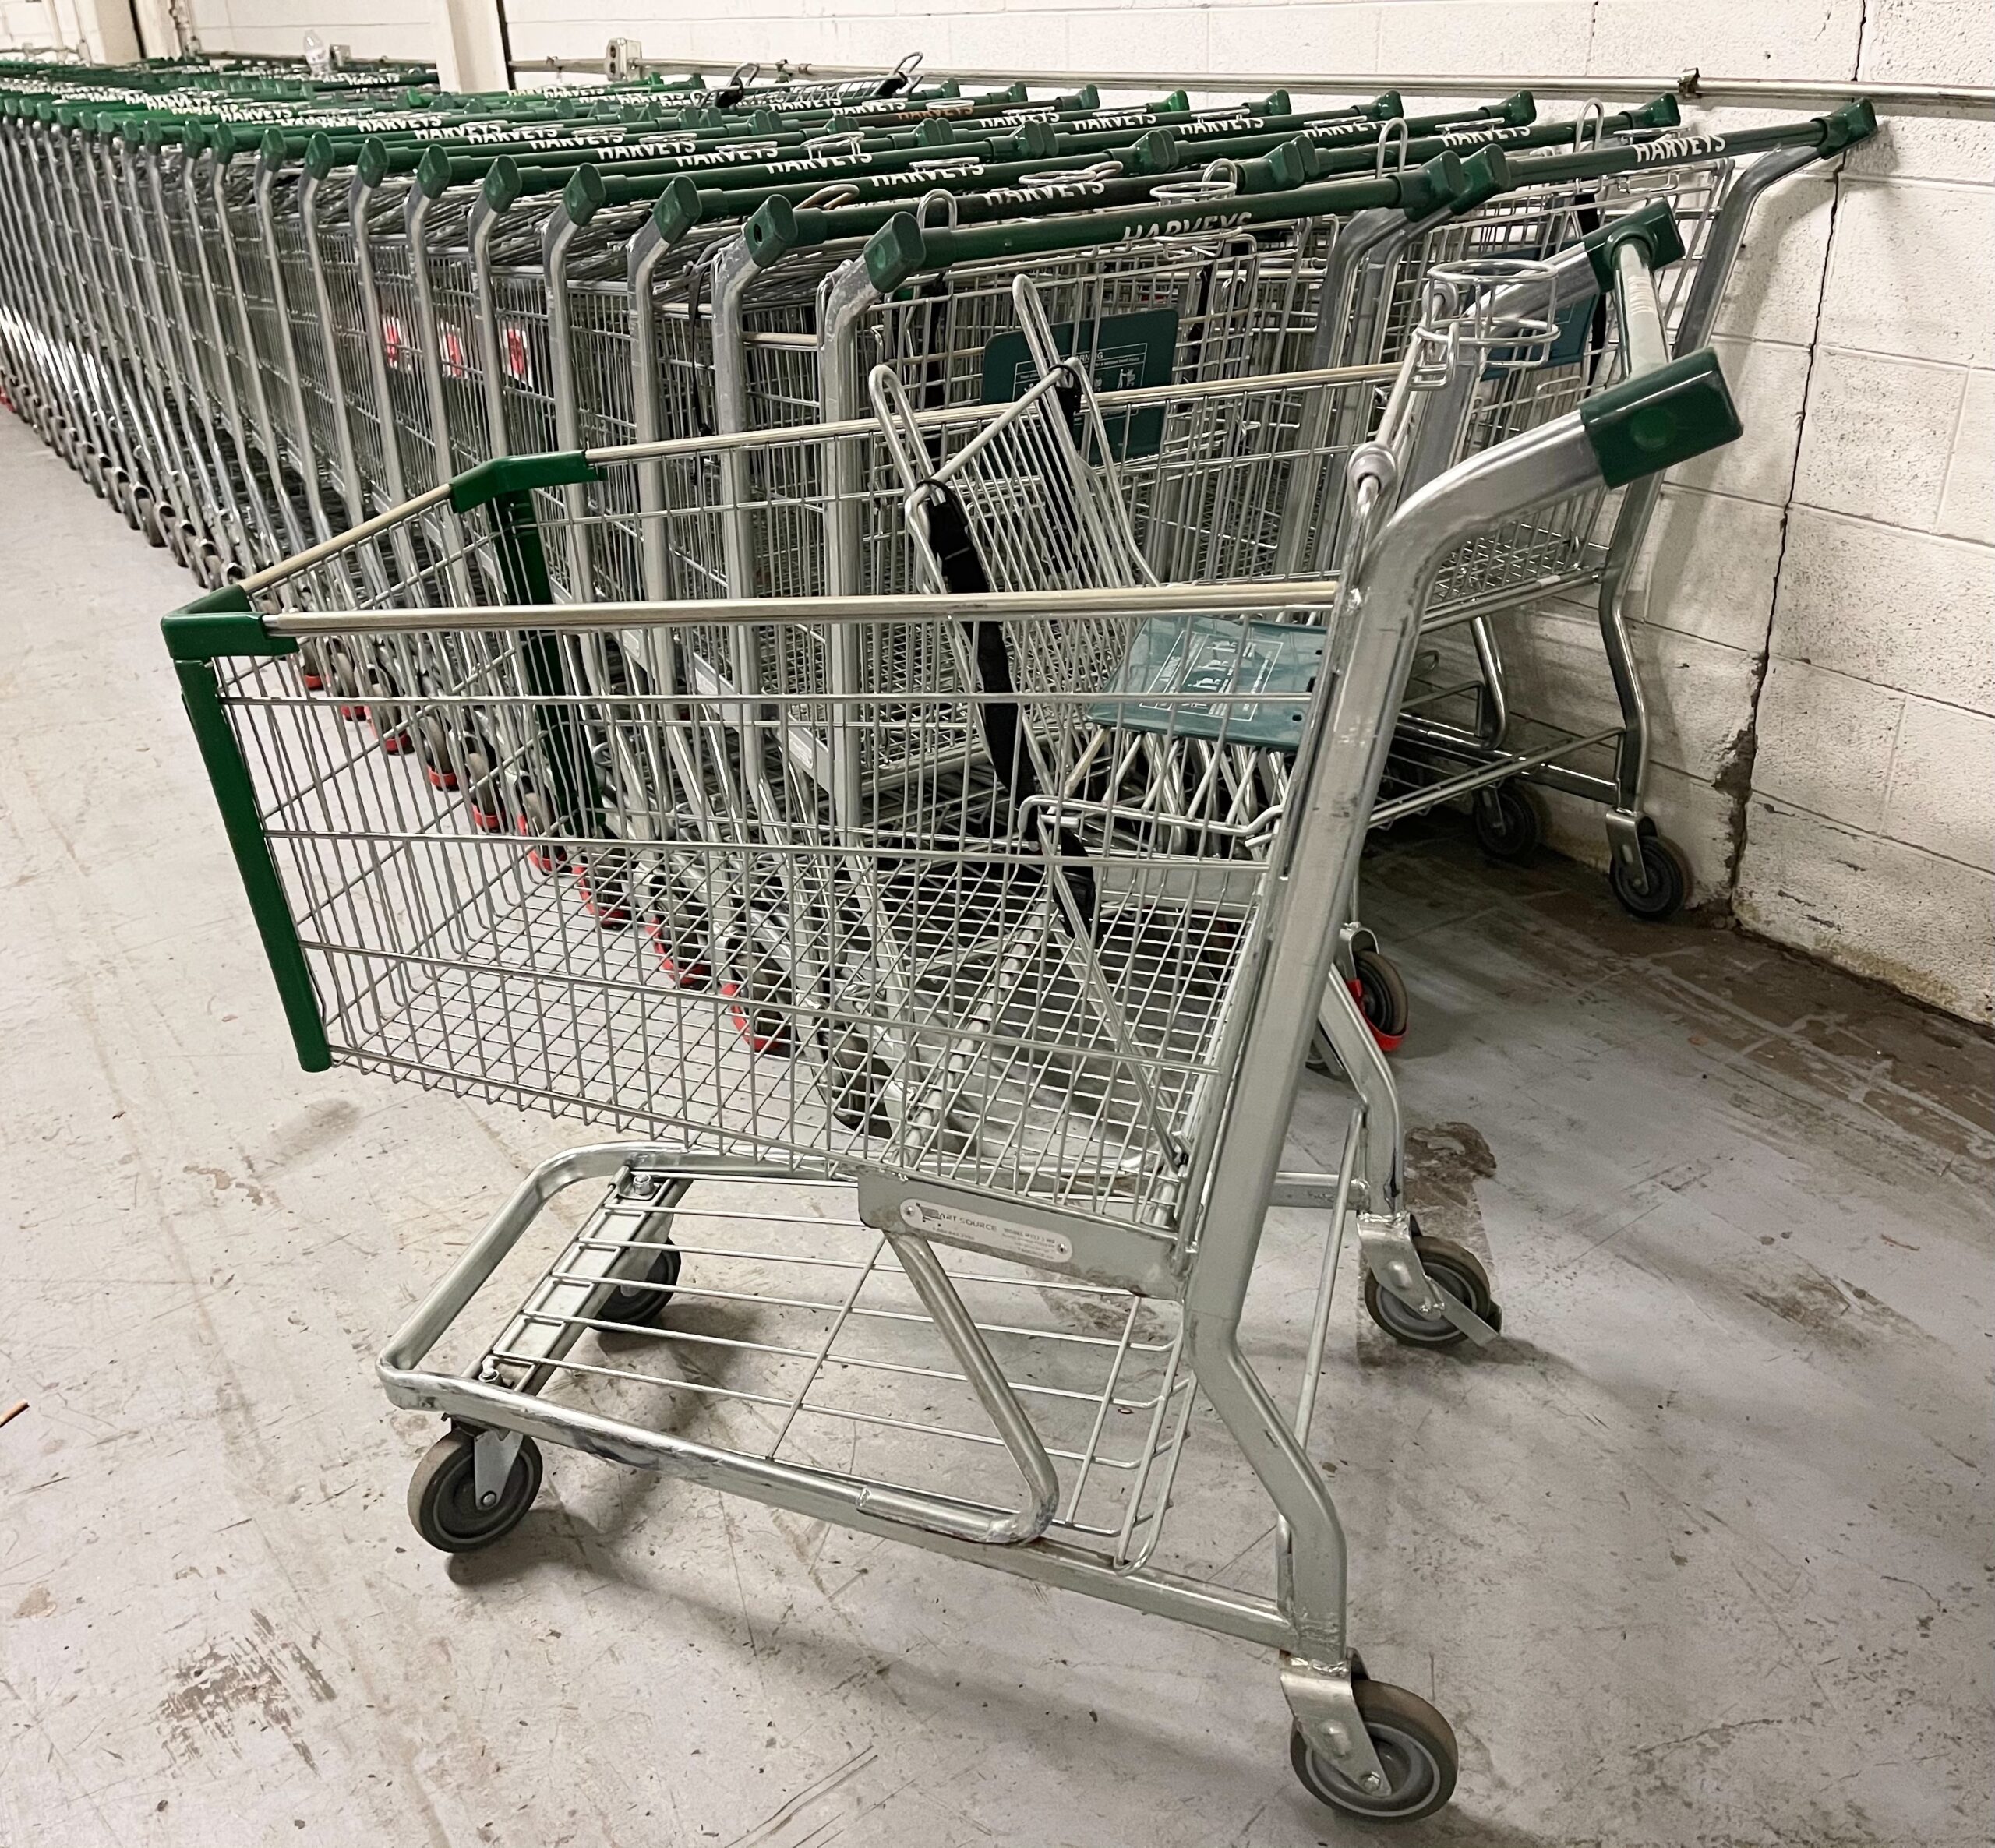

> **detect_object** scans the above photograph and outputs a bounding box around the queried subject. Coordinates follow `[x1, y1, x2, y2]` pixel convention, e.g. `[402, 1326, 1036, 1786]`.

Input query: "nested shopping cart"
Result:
[167, 210, 1743, 1818]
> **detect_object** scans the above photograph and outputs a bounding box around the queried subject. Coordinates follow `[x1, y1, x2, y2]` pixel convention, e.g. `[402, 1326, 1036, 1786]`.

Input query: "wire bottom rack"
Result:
[470, 1167, 1198, 1568]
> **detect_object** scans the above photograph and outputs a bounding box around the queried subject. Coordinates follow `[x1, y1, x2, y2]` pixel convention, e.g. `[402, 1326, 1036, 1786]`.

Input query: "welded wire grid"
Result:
[217, 553, 1320, 1227]
[477, 1169, 1196, 1566]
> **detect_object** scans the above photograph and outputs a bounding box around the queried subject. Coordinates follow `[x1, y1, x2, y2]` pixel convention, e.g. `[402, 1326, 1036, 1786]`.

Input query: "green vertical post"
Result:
[170, 647, 334, 1073]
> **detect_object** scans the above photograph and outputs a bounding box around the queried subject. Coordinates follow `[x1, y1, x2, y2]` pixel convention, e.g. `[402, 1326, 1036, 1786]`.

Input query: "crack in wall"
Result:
[1722, 0, 1871, 905]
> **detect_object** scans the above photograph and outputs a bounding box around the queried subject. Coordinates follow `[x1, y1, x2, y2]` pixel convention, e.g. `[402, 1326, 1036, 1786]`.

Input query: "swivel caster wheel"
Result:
[1609, 830, 1689, 922]
[1362, 1224, 1499, 1349]
[1472, 782, 1541, 863]
[1290, 1680, 1458, 1823]
[598, 1236, 682, 1328]
[408, 1427, 542, 1554]
[1348, 946, 1408, 1054]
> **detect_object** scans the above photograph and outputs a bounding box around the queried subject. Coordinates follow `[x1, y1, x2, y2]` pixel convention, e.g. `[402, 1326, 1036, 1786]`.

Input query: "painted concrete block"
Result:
[1792, 349, 1966, 531]
[1846, 118, 1995, 190]
[1375, 0, 1594, 77]
[1884, 697, 1995, 873]
[1067, 7, 1213, 73]
[1586, 0, 1863, 83]
[1220, 3, 1376, 74]
[1707, 172, 1836, 349]
[1673, 335, 1811, 506]
[1737, 799, 1995, 1022]
[1771, 509, 1995, 714]
[1938, 369, 1995, 547]
[1750, 659, 1903, 834]
[1857, 0, 1994, 86]
[1819, 179, 1995, 369]
[1635, 486, 1786, 654]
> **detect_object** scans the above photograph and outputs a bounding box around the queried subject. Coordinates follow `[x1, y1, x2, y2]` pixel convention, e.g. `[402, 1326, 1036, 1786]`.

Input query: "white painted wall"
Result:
[5, 0, 1988, 1020]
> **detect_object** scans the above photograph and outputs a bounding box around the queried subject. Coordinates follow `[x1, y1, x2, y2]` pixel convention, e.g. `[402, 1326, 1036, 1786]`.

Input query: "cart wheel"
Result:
[407, 1428, 543, 1554]
[414, 711, 457, 788]
[1472, 783, 1541, 863]
[136, 490, 168, 548]
[1348, 947, 1408, 1053]
[1608, 831, 1689, 922]
[1289, 1680, 1458, 1824]
[645, 917, 715, 988]
[598, 1236, 682, 1328]
[516, 786, 570, 875]
[364, 663, 408, 752]
[724, 979, 796, 1056]
[818, 1021, 894, 1134]
[574, 852, 634, 929]
[467, 780, 509, 834]
[1362, 1228, 1499, 1349]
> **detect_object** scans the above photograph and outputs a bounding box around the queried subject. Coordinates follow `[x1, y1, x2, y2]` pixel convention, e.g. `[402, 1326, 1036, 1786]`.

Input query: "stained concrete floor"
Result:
[0, 411, 1990, 1848]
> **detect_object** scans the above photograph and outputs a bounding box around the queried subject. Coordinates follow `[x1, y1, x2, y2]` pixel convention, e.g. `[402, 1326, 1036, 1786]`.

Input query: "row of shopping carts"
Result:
[10, 47, 1870, 1824]
[2, 53, 1869, 954]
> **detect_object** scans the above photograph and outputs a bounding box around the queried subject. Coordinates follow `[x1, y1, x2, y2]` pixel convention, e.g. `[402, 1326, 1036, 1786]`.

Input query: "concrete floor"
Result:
[1, 411, 1990, 1848]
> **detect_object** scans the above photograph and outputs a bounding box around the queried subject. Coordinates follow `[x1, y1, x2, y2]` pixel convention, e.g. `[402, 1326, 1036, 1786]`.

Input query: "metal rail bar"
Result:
[513, 54, 1991, 119]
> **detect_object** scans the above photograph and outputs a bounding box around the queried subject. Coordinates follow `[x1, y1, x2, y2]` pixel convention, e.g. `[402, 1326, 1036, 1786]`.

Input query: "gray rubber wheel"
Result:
[1608, 832, 1690, 921]
[1472, 782, 1541, 863]
[598, 1232, 682, 1328]
[1362, 1229, 1499, 1349]
[408, 1428, 542, 1554]
[1290, 1680, 1459, 1823]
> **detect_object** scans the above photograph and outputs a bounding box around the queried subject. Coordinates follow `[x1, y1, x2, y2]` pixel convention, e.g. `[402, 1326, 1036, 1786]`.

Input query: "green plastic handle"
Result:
[1581, 347, 1742, 487]
[1583, 197, 1686, 290]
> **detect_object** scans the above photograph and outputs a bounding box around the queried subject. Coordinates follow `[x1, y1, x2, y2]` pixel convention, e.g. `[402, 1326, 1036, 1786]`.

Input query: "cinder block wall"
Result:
[16, 0, 1992, 1021]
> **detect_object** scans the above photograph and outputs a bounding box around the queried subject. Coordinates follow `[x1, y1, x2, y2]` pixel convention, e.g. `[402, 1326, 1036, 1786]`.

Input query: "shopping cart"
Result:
[165, 219, 1742, 1821]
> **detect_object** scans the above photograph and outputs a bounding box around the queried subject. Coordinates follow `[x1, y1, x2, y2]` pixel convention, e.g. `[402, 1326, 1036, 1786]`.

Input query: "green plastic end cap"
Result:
[1820, 98, 1878, 153]
[448, 451, 602, 515]
[162, 585, 296, 661]
[258, 126, 287, 169]
[1372, 91, 1404, 119]
[655, 175, 701, 243]
[1261, 90, 1291, 117]
[1161, 89, 1190, 114]
[357, 137, 390, 189]
[1004, 83, 1028, 103]
[480, 154, 520, 211]
[1078, 84, 1100, 108]
[416, 143, 452, 198]
[1640, 93, 1683, 129]
[1412, 151, 1476, 217]
[1267, 138, 1317, 189]
[1499, 90, 1535, 125]
[563, 163, 606, 224]
[745, 195, 798, 269]
[747, 109, 778, 134]
[1016, 120, 1057, 158]
[305, 132, 337, 181]
[1585, 198, 1686, 290]
[1430, 146, 1492, 213]
[1130, 127, 1178, 175]
[917, 117, 955, 146]
[865, 213, 926, 294]
[1580, 346, 1742, 488]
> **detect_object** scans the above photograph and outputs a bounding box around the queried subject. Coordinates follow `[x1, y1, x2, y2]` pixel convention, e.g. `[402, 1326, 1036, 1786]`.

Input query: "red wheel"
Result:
[1349, 947, 1409, 1054]
[426, 764, 459, 792]
[574, 860, 633, 929]
[644, 919, 711, 986]
[722, 981, 793, 1056]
